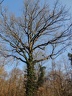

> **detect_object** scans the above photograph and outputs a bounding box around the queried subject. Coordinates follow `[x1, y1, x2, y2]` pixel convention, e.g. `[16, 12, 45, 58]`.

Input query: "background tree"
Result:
[37, 64, 46, 89]
[0, 0, 72, 96]
[0, 66, 8, 96]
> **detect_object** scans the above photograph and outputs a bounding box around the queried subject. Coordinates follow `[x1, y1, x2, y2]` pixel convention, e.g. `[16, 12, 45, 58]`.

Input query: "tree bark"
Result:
[26, 53, 36, 96]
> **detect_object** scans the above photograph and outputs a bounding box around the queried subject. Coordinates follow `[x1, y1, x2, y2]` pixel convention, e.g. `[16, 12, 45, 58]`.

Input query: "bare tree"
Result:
[0, 0, 72, 96]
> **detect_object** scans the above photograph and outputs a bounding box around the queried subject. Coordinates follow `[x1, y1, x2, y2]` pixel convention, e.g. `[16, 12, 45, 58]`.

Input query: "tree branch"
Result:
[0, 0, 4, 4]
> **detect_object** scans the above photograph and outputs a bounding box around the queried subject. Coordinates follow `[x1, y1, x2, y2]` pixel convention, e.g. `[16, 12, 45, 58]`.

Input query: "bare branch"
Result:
[0, 0, 4, 4]
[0, 0, 71, 65]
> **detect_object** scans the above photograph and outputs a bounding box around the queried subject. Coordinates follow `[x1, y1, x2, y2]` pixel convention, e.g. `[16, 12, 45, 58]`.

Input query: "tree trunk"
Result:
[26, 53, 36, 96]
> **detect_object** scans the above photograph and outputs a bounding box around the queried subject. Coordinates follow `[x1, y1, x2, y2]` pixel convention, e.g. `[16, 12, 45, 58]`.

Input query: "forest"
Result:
[0, 60, 72, 96]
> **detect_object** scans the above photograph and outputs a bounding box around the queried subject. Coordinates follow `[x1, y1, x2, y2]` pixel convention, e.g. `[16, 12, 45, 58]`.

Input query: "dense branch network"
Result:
[0, 0, 72, 63]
